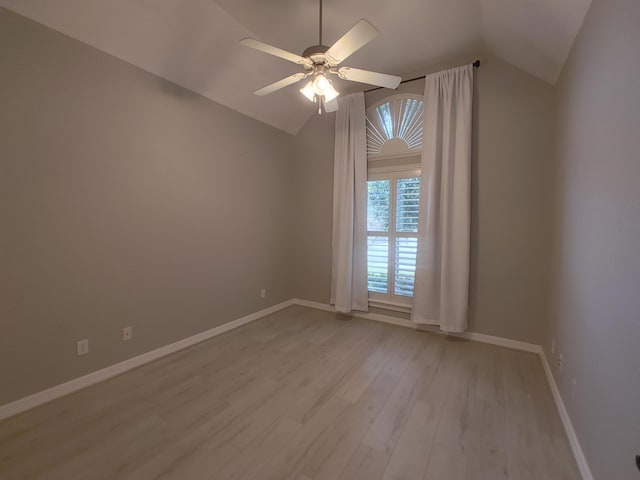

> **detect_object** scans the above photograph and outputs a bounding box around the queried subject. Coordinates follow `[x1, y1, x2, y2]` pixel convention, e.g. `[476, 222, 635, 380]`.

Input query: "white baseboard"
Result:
[293, 298, 336, 313]
[354, 311, 418, 329]
[453, 330, 542, 354]
[292, 298, 541, 353]
[0, 299, 295, 421]
[539, 351, 594, 480]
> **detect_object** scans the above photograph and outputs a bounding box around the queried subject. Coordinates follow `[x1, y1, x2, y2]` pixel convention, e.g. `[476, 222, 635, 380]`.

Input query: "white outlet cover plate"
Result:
[76, 339, 89, 356]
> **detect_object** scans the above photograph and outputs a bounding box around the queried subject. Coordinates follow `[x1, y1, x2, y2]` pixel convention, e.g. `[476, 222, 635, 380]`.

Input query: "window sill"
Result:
[368, 299, 413, 314]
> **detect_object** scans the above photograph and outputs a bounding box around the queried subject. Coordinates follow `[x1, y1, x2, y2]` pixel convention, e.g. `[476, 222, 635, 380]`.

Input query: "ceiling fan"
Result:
[240, 0, 402, 113]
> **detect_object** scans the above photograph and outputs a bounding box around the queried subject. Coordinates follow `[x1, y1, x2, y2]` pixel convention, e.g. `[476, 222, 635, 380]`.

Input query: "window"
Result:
[367, 172, 420, 306]
[366, 94, 423, 308]
[367, 94, 424, 158]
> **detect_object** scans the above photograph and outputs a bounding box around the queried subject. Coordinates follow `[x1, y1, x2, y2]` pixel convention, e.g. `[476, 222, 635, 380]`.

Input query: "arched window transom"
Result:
[366, 94, 424, 158]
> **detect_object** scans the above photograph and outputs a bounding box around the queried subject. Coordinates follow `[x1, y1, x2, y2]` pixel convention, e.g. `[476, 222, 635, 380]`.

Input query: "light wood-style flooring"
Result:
[0, 306, 579, 480]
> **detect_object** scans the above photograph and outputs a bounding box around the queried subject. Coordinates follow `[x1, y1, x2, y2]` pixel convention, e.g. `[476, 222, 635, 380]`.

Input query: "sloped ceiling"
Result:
[0, 0, 591, 135]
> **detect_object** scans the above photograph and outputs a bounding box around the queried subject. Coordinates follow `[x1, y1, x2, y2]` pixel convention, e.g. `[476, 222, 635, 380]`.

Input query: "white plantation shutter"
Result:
[367, 173, 421, 305]
[395, 237, 418, 296]
[395, 177, 420, 232]
[367, 95, 424, 158]
[367, 236, 389, 293]
[394, 177, 420, 296]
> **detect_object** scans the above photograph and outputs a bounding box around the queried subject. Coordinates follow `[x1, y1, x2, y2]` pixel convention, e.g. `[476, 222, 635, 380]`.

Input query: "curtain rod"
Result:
[364, 59, 481, 94]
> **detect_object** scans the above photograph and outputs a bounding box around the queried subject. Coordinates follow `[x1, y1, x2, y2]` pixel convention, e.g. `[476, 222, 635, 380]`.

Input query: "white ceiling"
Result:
[0, 0, 591, 135]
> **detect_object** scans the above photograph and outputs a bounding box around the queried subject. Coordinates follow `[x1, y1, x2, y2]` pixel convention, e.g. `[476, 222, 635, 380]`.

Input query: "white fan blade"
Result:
[240, 38, 310, 66]
[325, 19, 378, 66]
[324, 98, 339, 112]
[254, 73, 306, 96]
[338, 67, 401, 89]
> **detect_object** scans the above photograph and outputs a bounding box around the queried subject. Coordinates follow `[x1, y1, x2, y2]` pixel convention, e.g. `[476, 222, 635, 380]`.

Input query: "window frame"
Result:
[366, 92, 425, 312]
[367, 164, 421, 308]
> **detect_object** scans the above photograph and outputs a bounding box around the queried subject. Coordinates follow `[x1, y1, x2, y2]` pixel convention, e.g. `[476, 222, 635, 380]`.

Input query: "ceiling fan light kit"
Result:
[240, 0, 401, 114]
[300, 72, 339, 101]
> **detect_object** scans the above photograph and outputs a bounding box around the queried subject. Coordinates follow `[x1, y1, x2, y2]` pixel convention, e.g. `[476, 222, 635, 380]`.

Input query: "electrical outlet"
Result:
[571, 378, 577, 399]
[260, 289, 266, 299]
[557, 353, 563, 371]
[551, 338, 556, 354]
[76, 339, 89, 356]
[123, 326, 133, 342]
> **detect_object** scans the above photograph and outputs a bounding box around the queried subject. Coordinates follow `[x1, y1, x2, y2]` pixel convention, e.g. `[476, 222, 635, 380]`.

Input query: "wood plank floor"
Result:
[0, 306, 580, 480]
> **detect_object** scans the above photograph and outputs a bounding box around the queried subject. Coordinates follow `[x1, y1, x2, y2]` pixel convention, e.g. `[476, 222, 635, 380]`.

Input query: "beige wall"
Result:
[470, 58, 555, 344]
[0, 9, 295, 404]
[292, 114, 335, 303]
[293, 57, 555, 345]
[547, 0, 640, 477]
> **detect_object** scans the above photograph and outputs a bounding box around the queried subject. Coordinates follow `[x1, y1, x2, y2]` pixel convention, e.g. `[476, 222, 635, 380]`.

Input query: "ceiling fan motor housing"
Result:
[302, 45, 330, 66]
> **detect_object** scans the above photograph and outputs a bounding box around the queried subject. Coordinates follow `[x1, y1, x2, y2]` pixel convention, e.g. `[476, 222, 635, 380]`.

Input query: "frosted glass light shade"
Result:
[312, 74, 330, 95]
[323, 83, 339, 102]
[300, 81, 315, 102]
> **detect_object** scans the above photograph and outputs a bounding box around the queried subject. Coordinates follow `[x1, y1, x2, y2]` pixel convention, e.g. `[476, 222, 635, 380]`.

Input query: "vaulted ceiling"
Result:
[0, 0, 591, 135]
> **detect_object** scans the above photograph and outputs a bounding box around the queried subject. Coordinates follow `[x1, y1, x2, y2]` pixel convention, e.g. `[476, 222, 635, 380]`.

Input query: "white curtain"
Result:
[330, 92, 369, 313]
[412, 64, 474, 332]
